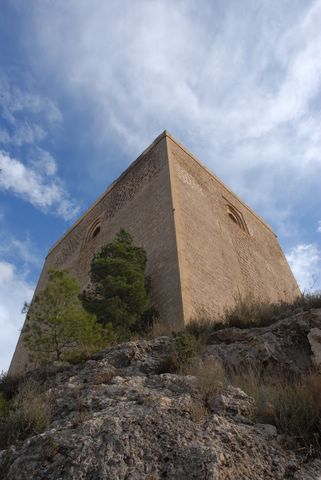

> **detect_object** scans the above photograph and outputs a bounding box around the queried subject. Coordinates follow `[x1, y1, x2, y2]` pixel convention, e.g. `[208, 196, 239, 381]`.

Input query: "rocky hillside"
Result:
[1, 308, 321, 479]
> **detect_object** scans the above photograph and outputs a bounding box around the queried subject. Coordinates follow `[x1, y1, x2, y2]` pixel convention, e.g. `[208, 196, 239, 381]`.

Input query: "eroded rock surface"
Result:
[1, 311, 321, 479]
[204, 309, 321, 377]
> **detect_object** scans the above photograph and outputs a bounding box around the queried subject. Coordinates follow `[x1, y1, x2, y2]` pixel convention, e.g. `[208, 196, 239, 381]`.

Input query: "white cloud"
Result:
[0, 261, 34, 373]
[0, 150, 78, 220]
[5, 122, 47, 146]
[0, 74, 62, 133]
[0, 232, 41, 372]
[286, 243, 321, 292]
[0, 233, 40, 269]
[0, 74, 78, 220]
[0, 87, 55, 145]
[24, 0, 321, 232]
[31, 149, 57, 176]
[318, 221, 321, 233]
[28, 1, 321, 144]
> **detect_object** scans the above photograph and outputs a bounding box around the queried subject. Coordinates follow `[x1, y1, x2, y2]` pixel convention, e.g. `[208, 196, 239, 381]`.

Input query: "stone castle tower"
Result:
[9, 131, 300, 374]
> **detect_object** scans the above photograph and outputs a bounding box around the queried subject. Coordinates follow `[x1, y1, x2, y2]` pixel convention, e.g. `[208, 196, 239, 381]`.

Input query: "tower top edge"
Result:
[47, 131, 169, 257]
[164, 133, 275, 236]
[47, 129, 275, 257]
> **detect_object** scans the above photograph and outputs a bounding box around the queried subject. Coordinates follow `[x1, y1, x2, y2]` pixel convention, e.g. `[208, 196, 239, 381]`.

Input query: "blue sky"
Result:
[1, 0, 321, 372]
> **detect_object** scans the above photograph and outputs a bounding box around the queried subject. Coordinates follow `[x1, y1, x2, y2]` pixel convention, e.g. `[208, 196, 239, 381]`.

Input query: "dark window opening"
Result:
[228, 212, 238, 224]
[226, 204, 248, 233]
[92, 226, 101, 238]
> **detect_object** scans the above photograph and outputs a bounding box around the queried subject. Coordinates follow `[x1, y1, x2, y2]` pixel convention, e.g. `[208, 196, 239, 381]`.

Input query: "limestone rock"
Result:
[207, 386, 254, 417]
[308, 327, 321, 369]
[2, 313, 321, 479]
[204, 309, 321, 377]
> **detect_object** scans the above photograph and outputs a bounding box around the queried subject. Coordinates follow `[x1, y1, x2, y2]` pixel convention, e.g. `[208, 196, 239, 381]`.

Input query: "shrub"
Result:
[81, 229, 155, 337]
[189, 401, 208, 422]
[0, 379, 52, 448]
[224, 294, 289, 329]
[223, 292, 321, 330]
[154, 355, 179, 374]
[0, 372, 22, 400]
[23, 270, 104, 365]
[186, 316, 225, 345]
[0, 393, 6, 417]
[231, 368, 321, 453]
[174, 331, 196, 370]
[188, 358, 226, 403]
[186, 296, 281, 345]
[134, 307, 160, 336]
[155, 331, 196, 374]
[272, 372, 321, 450]
[187, 292, 321, 346]
[149, 319, 175, 338]
[229, 366, 274, 421]
[93, 370, 115, 385]
[300, 291, 321, 310]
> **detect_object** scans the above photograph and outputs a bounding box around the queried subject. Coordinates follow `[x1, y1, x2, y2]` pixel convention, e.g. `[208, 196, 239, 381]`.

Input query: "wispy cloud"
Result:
[0, 229, 43, 371]
[286, 243, 321, 292]
[25, 0, 321, 233]
[0, 73, 62, 142]
[0, 122, 46, 147]
[0, 231, 40, 270]
[0, 75, 78, 220]
[0, 150, 78, 219]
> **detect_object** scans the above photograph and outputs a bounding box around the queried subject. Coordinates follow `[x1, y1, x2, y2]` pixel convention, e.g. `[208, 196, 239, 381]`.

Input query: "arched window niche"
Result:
[225, 204, 249, 234]
[86, 217, 103, 243]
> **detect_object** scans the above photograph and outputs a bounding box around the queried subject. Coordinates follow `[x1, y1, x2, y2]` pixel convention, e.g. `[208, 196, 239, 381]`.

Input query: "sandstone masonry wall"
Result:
[167, 135, 300, 321]
[9, 134, 183, 374]
[9, 131, 300, 374]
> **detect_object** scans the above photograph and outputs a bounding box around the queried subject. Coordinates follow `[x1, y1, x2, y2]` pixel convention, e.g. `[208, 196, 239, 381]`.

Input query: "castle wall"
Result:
[9, 134, 184, 374]
[167, 136, 300, 321]
[9, 130, 300, 374]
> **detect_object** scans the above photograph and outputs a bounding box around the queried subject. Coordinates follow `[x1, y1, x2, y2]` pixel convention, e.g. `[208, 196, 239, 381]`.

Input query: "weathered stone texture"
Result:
[3, 310, 321, 479]
[167, 135, 300, 320]
[9, 131, 300, 374]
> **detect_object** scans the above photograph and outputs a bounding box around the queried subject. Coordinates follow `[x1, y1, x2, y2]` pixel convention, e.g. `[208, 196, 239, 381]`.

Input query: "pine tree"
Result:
[81, 229, 152, 337]
[23, 270, 104, 364]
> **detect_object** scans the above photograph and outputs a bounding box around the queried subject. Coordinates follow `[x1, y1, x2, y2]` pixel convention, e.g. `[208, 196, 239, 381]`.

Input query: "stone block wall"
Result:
[9, 133, 183, 374]
[9, 131, 300, 373]
[167, 135, 300, 321]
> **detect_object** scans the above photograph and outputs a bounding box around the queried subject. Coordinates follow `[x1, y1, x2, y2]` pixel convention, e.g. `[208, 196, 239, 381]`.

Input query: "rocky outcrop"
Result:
[204, 308, 321, 377]
[1, 310, 321, 479]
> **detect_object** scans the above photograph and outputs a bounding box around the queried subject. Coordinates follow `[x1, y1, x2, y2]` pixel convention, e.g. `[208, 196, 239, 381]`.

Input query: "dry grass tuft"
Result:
[186, 356, 321, 453]
[231, 368, 321, 453]
[187, 358, 226, 403]
[149, 320, 175, 338]
[0, 379, 52, 448]
[93, 370, 115, 385]
[272, 372, 321, 449]
[186, 316, 226, 345]
[0, 392, 6, 417]
[229, 366, 274, 421]
[0, 372, 23, 400]
[189, 401, 208, 422]
[300, 291, 321, 310]
[224, 294, 295, 329]
[187, 292, 321, 346]
[72, 410, 91, 427]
